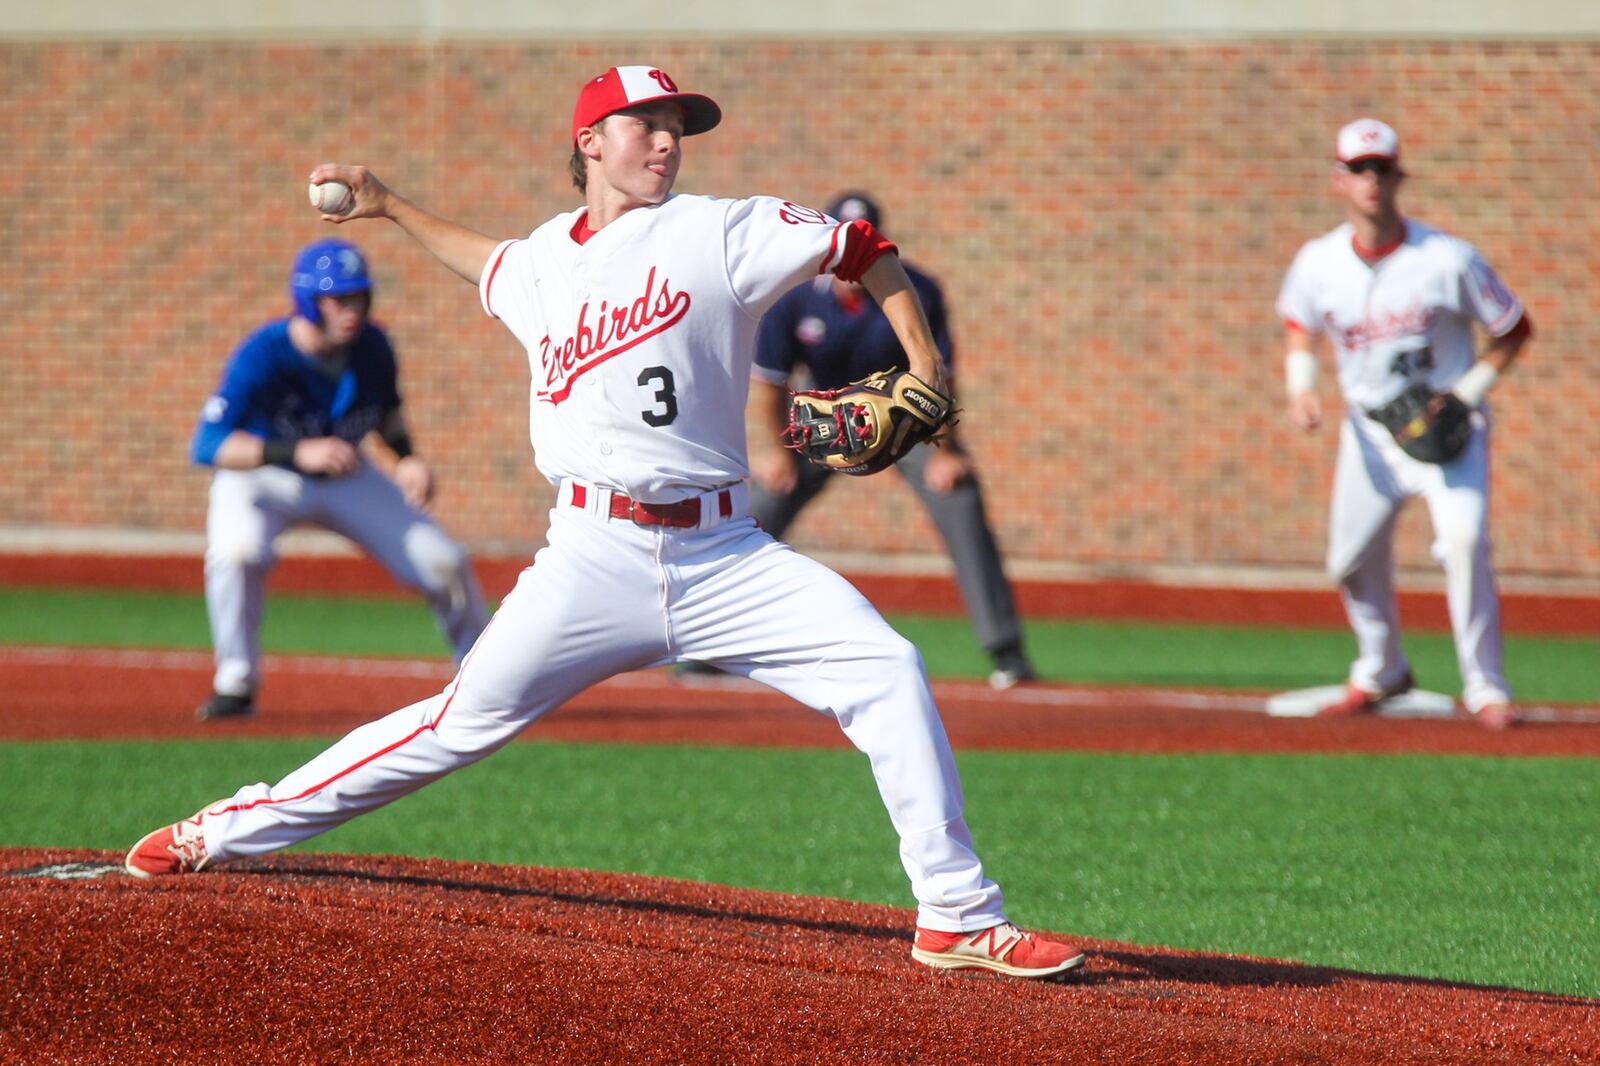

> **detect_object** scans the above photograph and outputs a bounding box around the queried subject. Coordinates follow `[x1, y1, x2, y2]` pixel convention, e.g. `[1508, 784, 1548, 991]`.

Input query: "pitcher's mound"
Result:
[2, 848, 1591, 1064]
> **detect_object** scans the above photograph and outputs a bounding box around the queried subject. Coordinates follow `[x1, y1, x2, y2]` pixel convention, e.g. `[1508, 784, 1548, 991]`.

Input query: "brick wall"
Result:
[3, 39, 1597, 577]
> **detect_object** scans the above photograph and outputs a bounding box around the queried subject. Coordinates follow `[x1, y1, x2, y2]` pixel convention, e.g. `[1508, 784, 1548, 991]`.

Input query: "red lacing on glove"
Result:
[780, 402, 874, 456]
[796, 384, 850, 400]
[779, 419, 809, 449]
[839, 404, 875, 442]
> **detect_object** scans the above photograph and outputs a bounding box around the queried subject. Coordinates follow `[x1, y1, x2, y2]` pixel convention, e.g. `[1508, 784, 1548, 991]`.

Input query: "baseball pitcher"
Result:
[130, 66, 1083, 980]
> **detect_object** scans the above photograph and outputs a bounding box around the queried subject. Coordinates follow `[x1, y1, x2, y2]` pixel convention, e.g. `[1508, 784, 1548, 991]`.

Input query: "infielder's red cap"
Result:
[572, 66, 722, 143]
[1336, 118, 1400, 165]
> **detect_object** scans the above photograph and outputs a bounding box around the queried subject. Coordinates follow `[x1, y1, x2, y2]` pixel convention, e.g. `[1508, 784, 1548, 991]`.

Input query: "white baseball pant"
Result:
[204, 460, 488, 696]
[1327, 413, 1510, 712]
[195, 481, 1007, 933]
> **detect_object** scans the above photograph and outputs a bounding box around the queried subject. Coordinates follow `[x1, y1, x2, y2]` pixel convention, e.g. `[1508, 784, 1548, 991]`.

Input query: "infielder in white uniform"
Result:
[128, 66, 1083, 979]
[190, 239, 490, 720]
[1277, 119, 1533, 729]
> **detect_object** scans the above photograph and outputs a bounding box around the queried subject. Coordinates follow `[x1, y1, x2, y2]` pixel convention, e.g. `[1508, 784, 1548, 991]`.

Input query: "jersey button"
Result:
[599, 441, 613, 455]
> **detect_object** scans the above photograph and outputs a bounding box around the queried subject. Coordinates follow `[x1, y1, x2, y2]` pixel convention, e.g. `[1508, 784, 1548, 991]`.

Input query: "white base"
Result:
[1266, 685, 1459, 719]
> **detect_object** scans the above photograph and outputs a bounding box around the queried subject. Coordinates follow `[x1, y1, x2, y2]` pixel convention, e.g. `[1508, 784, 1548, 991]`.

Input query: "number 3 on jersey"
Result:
[638, 366, 678, 426]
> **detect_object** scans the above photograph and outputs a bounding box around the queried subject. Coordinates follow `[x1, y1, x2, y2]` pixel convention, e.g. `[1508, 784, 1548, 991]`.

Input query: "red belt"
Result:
[569, 483, 733, 529]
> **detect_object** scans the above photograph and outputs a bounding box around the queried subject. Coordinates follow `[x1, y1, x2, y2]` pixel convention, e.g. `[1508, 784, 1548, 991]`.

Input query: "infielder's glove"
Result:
[1366, 383, 1473, 464]
[782, 370, 954, 476]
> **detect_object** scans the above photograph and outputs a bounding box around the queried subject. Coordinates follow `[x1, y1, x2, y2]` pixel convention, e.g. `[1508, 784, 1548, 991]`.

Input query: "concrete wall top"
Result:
[5, 0, 1599, 40]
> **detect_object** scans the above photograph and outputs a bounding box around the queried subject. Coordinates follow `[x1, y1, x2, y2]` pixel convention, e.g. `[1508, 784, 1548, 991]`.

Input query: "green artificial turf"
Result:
[0, 587, 441, 660]
[3, 585, 1598, 702]
[5, 739, 1596, 997]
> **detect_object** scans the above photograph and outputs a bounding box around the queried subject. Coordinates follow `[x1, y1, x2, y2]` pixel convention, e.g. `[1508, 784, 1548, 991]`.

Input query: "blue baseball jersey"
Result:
[190, 319, 402, 466]
[752, 263, 952, 389]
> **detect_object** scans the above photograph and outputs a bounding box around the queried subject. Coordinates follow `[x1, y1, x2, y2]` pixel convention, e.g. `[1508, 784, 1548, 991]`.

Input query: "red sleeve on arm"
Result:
[830, 219, 898, 283]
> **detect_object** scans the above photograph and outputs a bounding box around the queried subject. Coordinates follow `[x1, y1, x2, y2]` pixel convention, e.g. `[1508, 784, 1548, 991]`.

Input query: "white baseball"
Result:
[309, 181, 353, 215]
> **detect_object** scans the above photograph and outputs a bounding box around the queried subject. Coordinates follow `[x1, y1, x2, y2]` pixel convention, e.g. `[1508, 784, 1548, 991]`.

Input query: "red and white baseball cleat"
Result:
[1315, 670, 1415, 718]
[911, 922, 1085, 978]
[124, 808, 216, 878]
[1475, 702, 1520, 731]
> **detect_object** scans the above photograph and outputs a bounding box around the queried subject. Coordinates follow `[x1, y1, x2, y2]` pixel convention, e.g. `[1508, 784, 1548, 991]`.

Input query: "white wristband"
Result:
[1285, 350, 1317, 397]
[1453, 360, 1500, 408]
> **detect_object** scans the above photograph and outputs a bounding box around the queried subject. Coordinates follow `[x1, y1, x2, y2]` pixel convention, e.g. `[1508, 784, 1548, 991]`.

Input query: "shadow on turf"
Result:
[1095, 949, 1595, 1003]
[244, 860, 908, 944]
[245, 861, 1112, 986]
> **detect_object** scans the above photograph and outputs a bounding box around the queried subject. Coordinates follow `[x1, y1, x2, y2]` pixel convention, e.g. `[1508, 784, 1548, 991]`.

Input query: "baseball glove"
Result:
[782, 370, 954, 476]
[1366, 383, 1473, 464]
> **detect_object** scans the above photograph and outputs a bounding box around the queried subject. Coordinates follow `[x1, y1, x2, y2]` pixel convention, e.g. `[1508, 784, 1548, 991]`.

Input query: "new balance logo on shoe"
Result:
[968, 923, 1023, 959]
[911, 922, 1085, 978]
[124, 811, 214, 878]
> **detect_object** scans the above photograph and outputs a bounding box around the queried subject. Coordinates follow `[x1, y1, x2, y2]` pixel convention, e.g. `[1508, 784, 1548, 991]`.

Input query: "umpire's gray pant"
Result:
[748, 445, 1024, 657]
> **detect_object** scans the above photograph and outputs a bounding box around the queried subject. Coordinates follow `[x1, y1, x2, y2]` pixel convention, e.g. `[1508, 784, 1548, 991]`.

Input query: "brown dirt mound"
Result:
[2, 849, 1592, 1064]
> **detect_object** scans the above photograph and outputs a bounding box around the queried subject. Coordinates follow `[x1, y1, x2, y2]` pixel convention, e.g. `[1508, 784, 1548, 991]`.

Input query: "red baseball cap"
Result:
[1336, 118, 1400, 165]
[572, 66, 721, 143]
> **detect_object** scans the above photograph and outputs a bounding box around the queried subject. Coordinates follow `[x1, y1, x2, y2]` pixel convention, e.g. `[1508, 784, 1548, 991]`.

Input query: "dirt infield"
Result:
[3, 851, 1595, 1064]
[4, 645, 1598, 1062]
[4, 644, 1599, 755]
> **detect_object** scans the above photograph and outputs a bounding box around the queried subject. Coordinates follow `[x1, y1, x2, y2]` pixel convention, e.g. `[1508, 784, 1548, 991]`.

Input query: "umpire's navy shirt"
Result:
[190, 319, 402, 466]
[751, 264, 953, 389]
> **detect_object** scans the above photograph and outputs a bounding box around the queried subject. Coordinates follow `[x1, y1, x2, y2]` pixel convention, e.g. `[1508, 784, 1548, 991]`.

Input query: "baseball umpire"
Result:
[189, 239, 490, 720]
[1277, 119, 1532, 729]
[129, 66, 1083, 980]
[718, 192, 1037, 691]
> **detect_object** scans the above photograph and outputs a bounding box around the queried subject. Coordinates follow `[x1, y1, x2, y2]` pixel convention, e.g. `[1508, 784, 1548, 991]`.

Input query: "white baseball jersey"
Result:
[1276, 219, 1523, 410]
[480, 194, 868, 502]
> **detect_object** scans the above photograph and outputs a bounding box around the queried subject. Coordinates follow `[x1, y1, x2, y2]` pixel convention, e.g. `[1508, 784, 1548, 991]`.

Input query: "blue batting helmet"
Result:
[289, 239, 373, 325]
